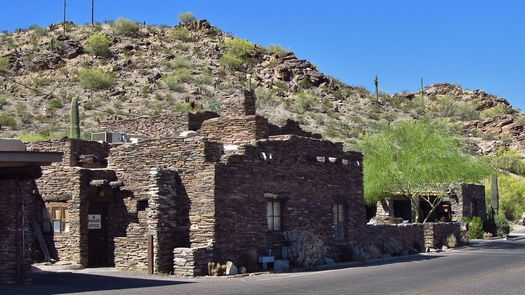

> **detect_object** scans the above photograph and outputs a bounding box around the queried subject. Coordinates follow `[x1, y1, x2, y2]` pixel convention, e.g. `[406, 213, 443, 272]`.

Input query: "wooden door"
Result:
[88, 202, 109, 267]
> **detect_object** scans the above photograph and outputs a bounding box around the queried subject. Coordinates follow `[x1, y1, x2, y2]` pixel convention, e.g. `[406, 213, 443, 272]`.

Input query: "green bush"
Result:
[464, 216, 484, 239]
[76, 68, 115, 90]
[225, 38, 254, 57]
[482, 106, 507, 118]
[85, 34, 110, 57]
[494, 214, 511, 237]
[219, 53, 243, 71]
[267, 44, 286, 54]
[113, 17, 139, 36]
[161, 68, 192, 91]
[172, 26, 191, 41]
[0, 56, 9, 72]
[0, 112, 17, 129]
[491, 148, 525, 175]
[178, 11, 196, 24]
[293, 91, 317, 113]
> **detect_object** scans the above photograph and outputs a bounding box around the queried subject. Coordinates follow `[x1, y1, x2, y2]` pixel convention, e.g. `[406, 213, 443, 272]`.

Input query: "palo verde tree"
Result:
[361, 119, 492, 223]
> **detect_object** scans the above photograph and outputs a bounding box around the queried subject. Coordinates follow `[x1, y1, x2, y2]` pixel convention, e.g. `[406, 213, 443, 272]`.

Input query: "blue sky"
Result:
[2, 1, 524, 111]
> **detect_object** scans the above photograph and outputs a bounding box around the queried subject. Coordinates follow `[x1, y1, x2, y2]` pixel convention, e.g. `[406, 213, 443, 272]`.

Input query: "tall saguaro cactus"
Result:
[490, 174, 499, 218]
[70, 97, 80, 139]
[373, 75, 379, 102]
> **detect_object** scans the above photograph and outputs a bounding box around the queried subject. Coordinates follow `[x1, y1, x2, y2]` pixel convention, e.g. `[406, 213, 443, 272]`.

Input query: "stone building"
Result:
[27, 88, 367, 275]
[0, 139, 62, 284]
[375, 183, 487, 223]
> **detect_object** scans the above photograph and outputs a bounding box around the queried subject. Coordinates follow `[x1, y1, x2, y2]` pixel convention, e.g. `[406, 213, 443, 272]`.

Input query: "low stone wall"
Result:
[362, 222, 462, 252]
[114, 211, 149, 271]
[173, 247, 213, 276]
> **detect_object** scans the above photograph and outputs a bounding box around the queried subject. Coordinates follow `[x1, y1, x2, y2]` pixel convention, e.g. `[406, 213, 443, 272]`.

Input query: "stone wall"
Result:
[27, 138, 110, 168]
[109, 137, 220, 271]
[219, 88, 256, 117]
[212, 135, 365, 266]
[99, 112, 218, 139]
[453, 184, 487, 221]
[362, 222, 462, 252]
[0, 179, 36, 284]
[200, 115, 269, 144]
[173, 247, 213, 276]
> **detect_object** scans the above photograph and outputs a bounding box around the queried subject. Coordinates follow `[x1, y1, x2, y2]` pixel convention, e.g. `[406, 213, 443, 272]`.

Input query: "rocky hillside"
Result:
[0, 18, 524, 159]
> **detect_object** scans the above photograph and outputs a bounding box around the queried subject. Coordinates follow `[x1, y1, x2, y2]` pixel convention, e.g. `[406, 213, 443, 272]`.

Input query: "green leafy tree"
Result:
[361, 119, 492, 223]
[85, 34, 110, 57]
[178, 11, 196, 24]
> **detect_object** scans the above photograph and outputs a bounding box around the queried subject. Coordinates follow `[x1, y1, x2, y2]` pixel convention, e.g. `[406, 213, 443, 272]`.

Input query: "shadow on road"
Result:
[2, 270, 193, 295]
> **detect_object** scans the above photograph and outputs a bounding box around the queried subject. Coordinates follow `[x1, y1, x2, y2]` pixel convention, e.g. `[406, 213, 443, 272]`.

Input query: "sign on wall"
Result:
[88, 214, 102, 229]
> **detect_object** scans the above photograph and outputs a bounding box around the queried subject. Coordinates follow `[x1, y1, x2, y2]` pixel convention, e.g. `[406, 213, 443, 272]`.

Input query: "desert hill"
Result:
[0, 18, 524, 161]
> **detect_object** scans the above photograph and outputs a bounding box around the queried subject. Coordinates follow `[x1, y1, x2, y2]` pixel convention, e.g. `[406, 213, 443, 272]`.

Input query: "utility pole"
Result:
[92, 0, 95, 25]
[63, 0, 66, 35]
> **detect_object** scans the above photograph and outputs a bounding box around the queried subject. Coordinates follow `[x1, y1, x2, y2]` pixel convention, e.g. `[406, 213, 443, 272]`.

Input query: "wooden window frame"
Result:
[43, 202, 70, 234]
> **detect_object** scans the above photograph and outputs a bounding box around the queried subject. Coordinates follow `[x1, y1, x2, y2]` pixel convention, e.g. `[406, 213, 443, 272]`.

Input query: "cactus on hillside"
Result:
[70, 97, 80, 139]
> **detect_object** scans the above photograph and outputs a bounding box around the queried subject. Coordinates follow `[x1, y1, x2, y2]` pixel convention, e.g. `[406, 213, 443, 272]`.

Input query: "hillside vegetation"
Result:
[1, 17, 525, 220]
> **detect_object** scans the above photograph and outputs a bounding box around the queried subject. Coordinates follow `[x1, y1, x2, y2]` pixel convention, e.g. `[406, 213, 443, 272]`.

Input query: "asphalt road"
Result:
[4, 226, 525, 295]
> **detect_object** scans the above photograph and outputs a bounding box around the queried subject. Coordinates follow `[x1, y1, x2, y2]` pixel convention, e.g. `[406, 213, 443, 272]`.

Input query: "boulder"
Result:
[226, 261, 237, 275]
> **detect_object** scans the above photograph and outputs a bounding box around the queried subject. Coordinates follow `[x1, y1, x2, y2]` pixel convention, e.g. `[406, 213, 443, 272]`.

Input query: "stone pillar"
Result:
[147, 168, 178, 273]
[0, 179, 35, 284]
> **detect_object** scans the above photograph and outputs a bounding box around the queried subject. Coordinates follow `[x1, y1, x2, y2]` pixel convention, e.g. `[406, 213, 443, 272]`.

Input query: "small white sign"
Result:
[88, 214, 102, 229]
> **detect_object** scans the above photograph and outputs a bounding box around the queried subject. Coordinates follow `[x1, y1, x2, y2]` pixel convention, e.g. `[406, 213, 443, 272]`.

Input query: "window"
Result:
[43, 203, 70, 233]
[267, 201, 281, 231]
[333, 203, 344, 240]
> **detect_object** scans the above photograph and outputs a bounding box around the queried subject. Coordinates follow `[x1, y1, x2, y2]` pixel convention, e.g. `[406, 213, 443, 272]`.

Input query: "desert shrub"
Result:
[482, 106, 507, 118]
[459, 231, 470, 245]
[219, 53, 242, 71]
[293, 91, 317, 113]
[0, 56, 9, 72]
[47, 99, 63, 114]
[494, 214, 511, 237]
[196, 70, 212, 85]
[172, 26, 190, 41]
[0, 112, 17, 129]
[352, 246, 370, 262]
[205, 97, 221, 114]
[171, 55, 191, 69]
[29, 25, 48, 36]
[161, 68, 192, 90]
[267, 44, 286, 54]
[364, 245, 382, 259]
[490, 148, 525, 176]
[225, 38, 254, 57]
[284, 230, 325, 268]
[383, 237, 402, 255]
[444, 234, 457, 248]
[113, 17, 139, 36]
[85, 34, 110, 57]
[464, 216, 484, 239]
[76, 68, 115, 90]
[255, 87, 279, 107]
[178, 11, 196, 24]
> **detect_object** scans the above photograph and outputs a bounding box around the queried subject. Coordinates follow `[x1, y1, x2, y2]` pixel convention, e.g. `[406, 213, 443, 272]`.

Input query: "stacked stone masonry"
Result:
[22, 89, 472, 277]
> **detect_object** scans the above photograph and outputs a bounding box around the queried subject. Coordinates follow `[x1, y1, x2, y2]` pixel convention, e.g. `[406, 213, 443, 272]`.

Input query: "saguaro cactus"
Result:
[373, 75, 379, 102]
[70, 97, 80, 139]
